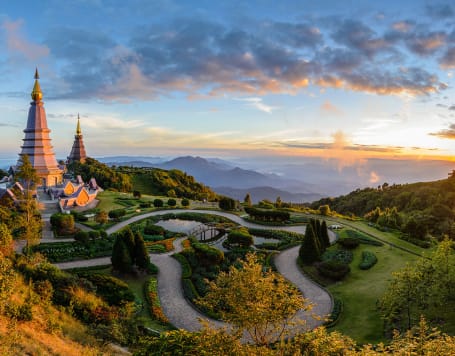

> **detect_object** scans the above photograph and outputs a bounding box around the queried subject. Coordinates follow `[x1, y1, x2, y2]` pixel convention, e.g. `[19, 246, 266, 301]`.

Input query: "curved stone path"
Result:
[55, 209, 333, 332]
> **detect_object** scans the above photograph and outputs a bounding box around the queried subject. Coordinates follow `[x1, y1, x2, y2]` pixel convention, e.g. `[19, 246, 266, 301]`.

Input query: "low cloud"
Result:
[236, 97, 276, 113]
[1, 18, 49, 60]
[320, 100, 342, 115]
[369, 171, 380, 183]
[429, 123, 455, 139]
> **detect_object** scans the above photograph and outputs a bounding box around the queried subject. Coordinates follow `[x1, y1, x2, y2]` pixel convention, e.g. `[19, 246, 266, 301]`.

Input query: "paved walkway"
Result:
[55, 209, 333, 333]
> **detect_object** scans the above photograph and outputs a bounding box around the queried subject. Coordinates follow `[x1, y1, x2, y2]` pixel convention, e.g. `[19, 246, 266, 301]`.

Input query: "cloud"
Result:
[440, 47, 455, 69]
[236, 97, 276, 113]
[36, 16, 447, 101]
[369, 171, 380, 183]
[450, 105, 455, 111]
[429, 123, 455, 139]
[320, 100, 342, 115]
[1, 18, 49, 60]
[426, 4, 454, 19]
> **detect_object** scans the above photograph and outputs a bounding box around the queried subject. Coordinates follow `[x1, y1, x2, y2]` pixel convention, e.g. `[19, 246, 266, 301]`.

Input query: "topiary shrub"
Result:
[108, 208, 126, 221]
[316, 260, 350, 280]
[74, 231, 90, 244]
[139, 202, 151, 208]
[167, 198, 177, 207]
[144, 223, 165, 236]
[88, 230, 100, 240]
[337, 237, 360, 249]
[227, 228, 253, 248]
[153, 199, 164, 208]
[181, 198, 190, 207]
[359, 250, 378, 270]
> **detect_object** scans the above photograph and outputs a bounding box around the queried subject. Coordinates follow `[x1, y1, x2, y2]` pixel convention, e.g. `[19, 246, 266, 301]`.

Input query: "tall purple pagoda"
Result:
[68, 114, 87, 164]
[18, 69, 63, 188]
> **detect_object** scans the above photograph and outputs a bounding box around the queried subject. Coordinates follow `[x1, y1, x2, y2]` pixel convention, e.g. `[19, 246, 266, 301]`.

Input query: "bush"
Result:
[74, 231, 90, 244]
[144, 223, 165, 236]
[219, 196, 237, 210]
[50, 213, 75, 235]
[322, 249, 353, 264]
[133, 190, 141, 198]
[108, 208, 126, 220]
[325, 298, 343, 328]
[337, 237, 360, 249]
[181, 198, 190, 207]
[148, 244, 166, 253]
[152, 199, 163, 208]
[139, 202, 151, 208]
[167, 198, 177, 207]
[316, 260, 350, 280]
[227, 228, 253, 248]
[345, 230, 384, 246]
[192, 242, 224, 265]
[245, 207, 290, 222]
[76, 273, 135, 305]
[359, 251, 378, 270]
[88, 230, 100, 240]
[182, 278, 199, 301]
[173, 253, 192, 278]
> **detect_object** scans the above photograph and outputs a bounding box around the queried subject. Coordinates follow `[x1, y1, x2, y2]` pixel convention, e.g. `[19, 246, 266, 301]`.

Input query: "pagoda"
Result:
[18, 69, 63, 188]
[68, 114, 87, 163]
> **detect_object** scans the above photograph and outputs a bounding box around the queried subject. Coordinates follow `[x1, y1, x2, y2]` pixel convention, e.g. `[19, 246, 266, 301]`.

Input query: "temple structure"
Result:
[17, 69, 63, 188]
[68, 114, 87, 163]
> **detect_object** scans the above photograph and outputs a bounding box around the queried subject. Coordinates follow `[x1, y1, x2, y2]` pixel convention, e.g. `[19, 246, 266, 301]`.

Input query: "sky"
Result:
[1, 0, 455, 184]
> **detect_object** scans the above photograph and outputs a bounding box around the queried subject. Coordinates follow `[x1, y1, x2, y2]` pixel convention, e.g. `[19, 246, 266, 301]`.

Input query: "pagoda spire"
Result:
[76, 114, 82, 136]
[31, 67, 43, 102]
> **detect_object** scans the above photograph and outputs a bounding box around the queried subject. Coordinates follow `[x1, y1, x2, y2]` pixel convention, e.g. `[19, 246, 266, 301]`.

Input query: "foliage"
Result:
[144, 222, 165, 236]
[108, 208, 126, 220]
[244, 193, 252, 207]
[173, 253, 192, 279]
[244, 207, 290, 222]
[343, 229, 384, 246]
[74, 230, 89, 244]
[380, 239, 455, 332]
[311, 176, 455, 238]
[111, 228, 151, 273]
[322, 249, 353, 264]
[167, 198, 176, 207]
[50, 213, 75, 235]
[145, 277, 169, 324]
[181, 198, 190, 207]
[191, 240, 224, 265]
[123, 166, 217, 200]
[15, 154, 40, 190]
[218, 196, 237, 210]
[337, 237, 360, 249]
[153, 199, 164, 208]
[319, 204, 331, 216]
[316, 260, 351, 280]
[94, 210, 108, 225]
[359, 251, 378, 270]
[227, 227, 253, 248]
[111, 237, 133, 273]
[197, 253, 311, 346]
[299, 223, 321, 264]
[69, 157, 132, 192]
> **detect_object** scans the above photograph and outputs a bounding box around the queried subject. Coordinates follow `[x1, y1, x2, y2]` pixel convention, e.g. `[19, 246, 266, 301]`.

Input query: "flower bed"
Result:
[144, 277, 168, 324]
[147, 238, 175, 252]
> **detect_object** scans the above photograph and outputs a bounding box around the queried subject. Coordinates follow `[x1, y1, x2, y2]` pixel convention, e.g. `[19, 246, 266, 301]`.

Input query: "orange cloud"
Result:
[321, 100, 343, 115]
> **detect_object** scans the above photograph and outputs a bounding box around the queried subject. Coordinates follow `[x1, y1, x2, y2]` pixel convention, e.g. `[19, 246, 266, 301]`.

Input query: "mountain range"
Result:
[98, 155, 323, 203]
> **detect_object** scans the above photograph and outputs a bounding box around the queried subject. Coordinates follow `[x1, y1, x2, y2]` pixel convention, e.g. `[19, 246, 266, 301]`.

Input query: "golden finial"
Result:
[76, 114, 82, 136]
[31, 67, 43, 101]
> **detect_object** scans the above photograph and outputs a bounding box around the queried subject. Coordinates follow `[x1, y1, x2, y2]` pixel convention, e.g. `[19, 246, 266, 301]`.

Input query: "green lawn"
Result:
[327, 243, 420, 344]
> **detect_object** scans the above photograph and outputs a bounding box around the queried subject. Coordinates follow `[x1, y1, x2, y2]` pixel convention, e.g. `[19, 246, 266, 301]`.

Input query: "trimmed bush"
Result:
[182, 278, 199, 301]
[74, 231, 89, 244]
[322, 249, 353, 264]
[88, 230, 100, 240]
[316, 260, 350, 280]
[108, 208, 126, 220]
[359, 250, 378, 270]
[345, 230, 384, 246]
[153, 199, 164, 208]
[144, 223, 165, 236]
[173, 253, 192, 278]
[227, 228, 253, 248]
[181, 198, 190, 207]
[139, 202, 151, 208]
[76, 273, 135, 305]
[337, 237, 360, 249]
[50, 213, 75, 235]
[167, 198, 177, 207]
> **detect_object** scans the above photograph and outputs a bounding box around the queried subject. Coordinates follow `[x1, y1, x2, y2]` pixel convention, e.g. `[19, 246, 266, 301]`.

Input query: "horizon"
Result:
[1, 1, 455, 191]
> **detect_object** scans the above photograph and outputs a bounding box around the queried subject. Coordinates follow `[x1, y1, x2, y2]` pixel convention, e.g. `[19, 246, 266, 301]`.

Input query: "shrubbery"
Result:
[337, 237, 360, 249]
[167, 198, 177, 207]
[245, 207, 290, 222]
[227, 228, 253, 248]
[153, 199, 164, 208]
[181, 198, 190, 207]
[322, 249, 353, 264]
[50, 213, 75, 235]
[359, 251, 378, 270]
[108, 208, 126, 221]
[316, 260, 350, 280]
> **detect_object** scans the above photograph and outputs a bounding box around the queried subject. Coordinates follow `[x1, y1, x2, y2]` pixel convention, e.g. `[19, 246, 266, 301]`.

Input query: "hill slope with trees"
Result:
[310, 174, 455, 240]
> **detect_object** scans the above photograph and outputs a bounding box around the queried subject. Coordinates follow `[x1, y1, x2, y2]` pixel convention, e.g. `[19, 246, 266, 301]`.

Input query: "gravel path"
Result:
[54, 209, 333, 332]
[274, 246, 332, 329]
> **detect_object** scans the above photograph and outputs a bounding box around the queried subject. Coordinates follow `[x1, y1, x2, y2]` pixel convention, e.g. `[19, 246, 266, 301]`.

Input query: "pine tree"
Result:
[299, 223, 321, 264]
[122, 227, 136, 264]
[320, 220, 330, 248]
[134, 231, 150, 270]
[111, 236, 133, 273]
[244, 193, 252, 207]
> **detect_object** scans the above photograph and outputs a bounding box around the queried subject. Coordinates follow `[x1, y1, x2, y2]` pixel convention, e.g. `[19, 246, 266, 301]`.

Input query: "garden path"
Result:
[56, 209, 334, 332]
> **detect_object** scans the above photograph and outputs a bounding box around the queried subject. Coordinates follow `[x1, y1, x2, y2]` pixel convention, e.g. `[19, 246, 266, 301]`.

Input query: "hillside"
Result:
[118, 166, 218, 200]
[215, 186, 322, 203]
[310, 174, 455, 239]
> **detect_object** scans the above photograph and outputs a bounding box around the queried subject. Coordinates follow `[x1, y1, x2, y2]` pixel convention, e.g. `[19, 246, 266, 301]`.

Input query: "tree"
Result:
[299, 223, 321, 264]
[181, 198, 190, 207]
[244, 193, 252, 207]
[0, 223, 13, 256]
[134, 231, 150, 270]
[275, 196, 282, 208]
[320, 220, 330, 248]
[197, 253, 311, 346]
[95, 210, 108, 225]
[319, 205, 331, 216]
[111, 237, 133, 273]
[15, 154, 40, 191]
[153, 199, 164, 208]
[167, 198, 176, 207]
[219, 196, 236, 211]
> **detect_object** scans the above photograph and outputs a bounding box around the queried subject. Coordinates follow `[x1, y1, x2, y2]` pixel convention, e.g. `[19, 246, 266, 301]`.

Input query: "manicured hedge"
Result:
[182, 278, 199, 301]
[359, 250, 378, 270]
[108, 208, 126, 220]
[345, 230, 384, 246]
[322, 249, 353, 264]
[337, 237, 360, 249]
[244, 207, 290, 222]
[173, 253, 192, 279]
[325, 297, 343, 328]
[316, 260, 350, 280]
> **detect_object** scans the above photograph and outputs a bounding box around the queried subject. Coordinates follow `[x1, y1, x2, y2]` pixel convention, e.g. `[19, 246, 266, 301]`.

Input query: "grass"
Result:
[326, 243, 420, 345]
